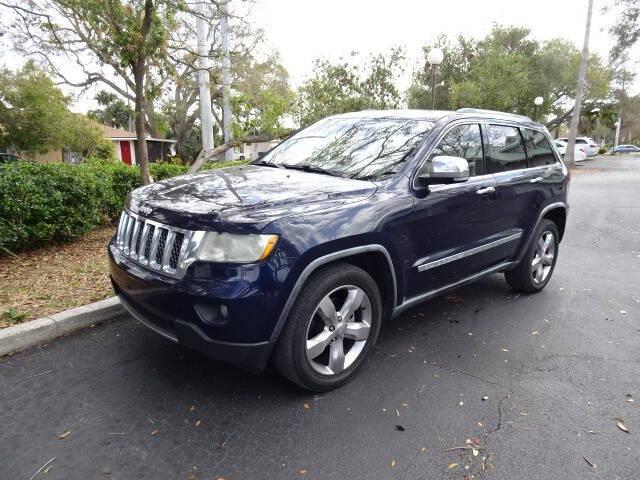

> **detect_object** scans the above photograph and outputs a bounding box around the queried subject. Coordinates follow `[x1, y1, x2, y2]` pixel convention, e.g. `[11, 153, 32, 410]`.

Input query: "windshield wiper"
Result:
[281, 163, 342, 177]
[252, 159, 284, 168]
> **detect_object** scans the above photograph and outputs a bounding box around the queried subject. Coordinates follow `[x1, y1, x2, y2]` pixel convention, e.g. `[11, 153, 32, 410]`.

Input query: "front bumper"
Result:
[108, 242, 291, 370]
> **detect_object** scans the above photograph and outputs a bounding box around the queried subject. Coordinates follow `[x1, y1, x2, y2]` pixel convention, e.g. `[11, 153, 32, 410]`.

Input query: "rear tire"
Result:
[505, 219, 559, 293]
[273, 263, 382, 392]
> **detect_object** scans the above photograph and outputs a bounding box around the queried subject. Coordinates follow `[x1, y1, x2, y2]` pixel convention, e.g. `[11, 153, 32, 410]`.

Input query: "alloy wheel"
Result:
[305, 285, 372, 375]
[531, 230, 556, 286]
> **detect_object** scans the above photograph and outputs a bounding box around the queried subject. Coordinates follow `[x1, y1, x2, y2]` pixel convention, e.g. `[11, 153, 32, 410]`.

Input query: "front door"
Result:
[120, 141, 132, 165]
[404, 122, 508, 299]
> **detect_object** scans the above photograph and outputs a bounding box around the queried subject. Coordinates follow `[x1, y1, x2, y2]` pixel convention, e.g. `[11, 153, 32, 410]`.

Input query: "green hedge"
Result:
[0, 159, 247, 253]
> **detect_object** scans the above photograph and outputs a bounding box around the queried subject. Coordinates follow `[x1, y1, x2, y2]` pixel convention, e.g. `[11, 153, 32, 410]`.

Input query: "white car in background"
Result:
[554, 140, 587, 162]
[557, 137, 598, 156]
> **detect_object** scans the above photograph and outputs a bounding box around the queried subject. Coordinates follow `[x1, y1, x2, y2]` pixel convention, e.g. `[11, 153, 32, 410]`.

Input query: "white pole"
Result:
[564, 0, 593, 167]
[220, 0, 233, 160]
[614, 117, 622, 147]
[195, 0, 214, 152]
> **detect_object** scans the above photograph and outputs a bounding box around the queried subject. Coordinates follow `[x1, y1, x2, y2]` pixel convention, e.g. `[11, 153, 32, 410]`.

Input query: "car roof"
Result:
[330, 109, 453, 121]
[329, 108, 541, 127]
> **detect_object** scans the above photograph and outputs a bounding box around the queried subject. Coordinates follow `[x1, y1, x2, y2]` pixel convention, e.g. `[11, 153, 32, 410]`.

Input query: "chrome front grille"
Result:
[115, 209, 202, 279]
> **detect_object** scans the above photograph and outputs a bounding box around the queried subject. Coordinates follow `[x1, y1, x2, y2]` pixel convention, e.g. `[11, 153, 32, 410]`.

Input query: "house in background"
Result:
[31, 125, 176, 165]
[234, 139, 280, 160]
[102, 125, 176, 165]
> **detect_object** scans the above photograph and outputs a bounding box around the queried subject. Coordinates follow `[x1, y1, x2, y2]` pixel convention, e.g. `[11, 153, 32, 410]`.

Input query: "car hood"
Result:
[128, 164, 377, 231]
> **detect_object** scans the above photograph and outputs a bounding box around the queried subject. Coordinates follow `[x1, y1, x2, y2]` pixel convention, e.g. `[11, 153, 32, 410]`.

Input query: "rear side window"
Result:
[575, 139, 587, 144]
[429, 123, 483, 176]
[486, 125, 527, 172]
[522, 129, 557, 166]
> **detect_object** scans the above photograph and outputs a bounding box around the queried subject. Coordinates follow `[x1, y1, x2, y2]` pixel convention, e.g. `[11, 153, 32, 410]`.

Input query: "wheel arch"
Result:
[269, 245, 397, 342]
[514, 202, 567, 265]
[543, 206, 567, 241]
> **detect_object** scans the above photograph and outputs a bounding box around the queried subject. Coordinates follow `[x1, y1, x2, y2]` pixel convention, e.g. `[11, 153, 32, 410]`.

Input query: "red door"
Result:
[120, 141, 132, 165]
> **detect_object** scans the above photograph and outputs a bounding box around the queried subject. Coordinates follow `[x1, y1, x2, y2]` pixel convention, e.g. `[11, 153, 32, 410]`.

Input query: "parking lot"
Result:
[1, 155, 638, 479]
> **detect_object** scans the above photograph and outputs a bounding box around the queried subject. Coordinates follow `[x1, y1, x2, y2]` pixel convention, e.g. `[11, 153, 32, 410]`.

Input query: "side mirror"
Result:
[417, 155, 470, 185]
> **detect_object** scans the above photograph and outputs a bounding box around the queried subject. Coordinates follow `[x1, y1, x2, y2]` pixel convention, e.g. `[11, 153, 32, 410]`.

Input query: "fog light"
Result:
[194, 303, 228, 326]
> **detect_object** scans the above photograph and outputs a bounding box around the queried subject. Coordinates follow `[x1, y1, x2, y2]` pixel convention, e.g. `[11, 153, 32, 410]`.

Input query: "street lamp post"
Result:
[591, 107, 600, 144]
[534, 96, 543, 121]
[427, 48, 444, 109]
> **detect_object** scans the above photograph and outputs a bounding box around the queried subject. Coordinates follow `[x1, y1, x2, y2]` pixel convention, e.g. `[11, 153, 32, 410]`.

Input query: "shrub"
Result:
[0, 159, 247, 254]
[598, 146, 607, 155]
[0, 162, 105, 251]
[149, 163, 188, 181]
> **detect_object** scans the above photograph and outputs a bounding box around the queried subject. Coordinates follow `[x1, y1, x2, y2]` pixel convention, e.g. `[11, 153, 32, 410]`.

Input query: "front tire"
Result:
[505, 219, 559, 293]
[273, 263, 382, 392]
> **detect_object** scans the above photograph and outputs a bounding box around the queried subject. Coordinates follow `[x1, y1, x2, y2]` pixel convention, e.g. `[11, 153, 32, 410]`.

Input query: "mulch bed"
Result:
[0, 227, 116, 328]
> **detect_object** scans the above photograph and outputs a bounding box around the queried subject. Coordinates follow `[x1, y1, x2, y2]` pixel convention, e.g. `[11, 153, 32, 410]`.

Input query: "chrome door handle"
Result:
[476, 186, 495, 195]
[529, 176, 544, 183]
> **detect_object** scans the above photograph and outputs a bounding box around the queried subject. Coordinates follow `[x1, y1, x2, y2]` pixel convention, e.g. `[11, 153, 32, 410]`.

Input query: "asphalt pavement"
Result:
[1, 155, 638, 480]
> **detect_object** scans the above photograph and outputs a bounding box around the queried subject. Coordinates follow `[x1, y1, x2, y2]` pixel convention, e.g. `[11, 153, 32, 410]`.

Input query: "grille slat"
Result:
[115, 210, 195, 279]
[169, 233, 184, 269]
[155, 228, 169, 265]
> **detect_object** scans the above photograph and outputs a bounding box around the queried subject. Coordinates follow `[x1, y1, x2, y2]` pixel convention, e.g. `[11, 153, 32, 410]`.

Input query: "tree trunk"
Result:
[144, 99, 157, 138]
[134, 70, 151, 185]
[565, 0, 593, 167]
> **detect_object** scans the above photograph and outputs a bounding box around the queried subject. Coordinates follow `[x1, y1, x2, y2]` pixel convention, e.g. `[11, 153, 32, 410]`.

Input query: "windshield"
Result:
[259, 117, 434, 180]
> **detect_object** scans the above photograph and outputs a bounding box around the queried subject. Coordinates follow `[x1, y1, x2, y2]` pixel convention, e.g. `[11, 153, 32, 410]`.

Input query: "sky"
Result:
[252, 0, 635, 91]
[0, 0, 635, 112]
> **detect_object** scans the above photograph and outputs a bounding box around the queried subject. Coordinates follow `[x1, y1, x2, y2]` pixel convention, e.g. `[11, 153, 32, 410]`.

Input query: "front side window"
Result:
[260, 117, 434, 180]
[427, 123, 483, 176]
[487, 125, 527, 172]
[522, 129, 557, 166]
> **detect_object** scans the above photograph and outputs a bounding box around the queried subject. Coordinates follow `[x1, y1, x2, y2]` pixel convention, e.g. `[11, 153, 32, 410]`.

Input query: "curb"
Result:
[0, 297, 125, 357]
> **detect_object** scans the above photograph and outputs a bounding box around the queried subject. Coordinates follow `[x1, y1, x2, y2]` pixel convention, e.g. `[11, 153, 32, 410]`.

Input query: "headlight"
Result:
[196, 232, 278, 263]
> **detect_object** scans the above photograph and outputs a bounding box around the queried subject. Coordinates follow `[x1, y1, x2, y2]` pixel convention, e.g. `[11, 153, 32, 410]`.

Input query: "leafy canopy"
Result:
[294, 48, 405, 127]
[0, 62, 107, 156]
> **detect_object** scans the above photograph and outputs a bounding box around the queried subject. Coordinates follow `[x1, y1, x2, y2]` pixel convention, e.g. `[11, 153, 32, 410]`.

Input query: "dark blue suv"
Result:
[109, 109, 569, 391]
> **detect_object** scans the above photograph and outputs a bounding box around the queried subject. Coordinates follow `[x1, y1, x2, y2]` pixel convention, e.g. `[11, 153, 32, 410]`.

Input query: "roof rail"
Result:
[456, 108, 532, 122]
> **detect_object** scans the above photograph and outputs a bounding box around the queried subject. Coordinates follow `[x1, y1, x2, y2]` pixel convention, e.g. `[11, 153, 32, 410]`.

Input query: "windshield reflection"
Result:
[260, 117, 434, 180]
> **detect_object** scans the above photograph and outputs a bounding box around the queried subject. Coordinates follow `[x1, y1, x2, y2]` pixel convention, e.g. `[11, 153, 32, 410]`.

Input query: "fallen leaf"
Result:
[532, 331, 540, 336]
[482, 396, 489, 401]
[58, 430, 71, 439]
[448, 462, 459, 470]
[620, 310, 627, 314]
[395, 425, 406, 432]
[421, 447, 427, 453]
[189, 405, 195, 412]
[625, 394, 634, 403]
[195, 420, 201, 427]
[151, 430, 159, 436]
[500, 348, 509, 352]
[396, 409, 400, 417]
[303, 403, 310, 410]
[459, 401, 464, 406]
[519, 411, 528, 416]
[390, 459, 396, 468]
[617, 421, 630, 433]
[583, 456, 596, 468]
[472, 448, 479, 457]
[299, 469, 307, 475]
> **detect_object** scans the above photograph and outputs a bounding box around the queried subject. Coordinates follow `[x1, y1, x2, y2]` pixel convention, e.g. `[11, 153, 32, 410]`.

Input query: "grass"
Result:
[0, 227, 116, 328]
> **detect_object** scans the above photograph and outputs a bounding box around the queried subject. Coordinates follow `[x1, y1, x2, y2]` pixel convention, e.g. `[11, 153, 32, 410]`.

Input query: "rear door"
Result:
[485, 124, 561, 258]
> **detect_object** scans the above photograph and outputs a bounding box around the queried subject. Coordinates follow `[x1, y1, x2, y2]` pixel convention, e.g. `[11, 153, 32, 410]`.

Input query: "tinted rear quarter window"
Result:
[487, 125, 527, 172]
[522, 129, 557, 166]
